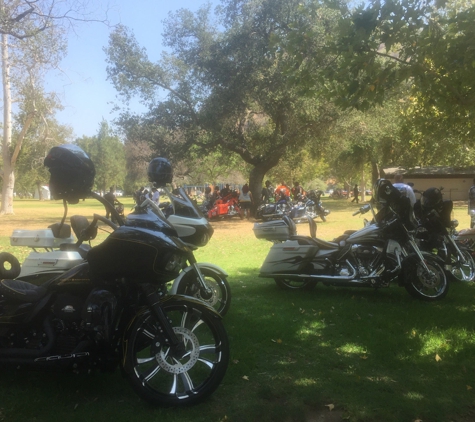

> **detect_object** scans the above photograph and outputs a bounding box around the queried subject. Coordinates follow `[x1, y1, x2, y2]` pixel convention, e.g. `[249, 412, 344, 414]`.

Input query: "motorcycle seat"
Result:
[289, 235, 339, 249]
[0, 279, 48, 303]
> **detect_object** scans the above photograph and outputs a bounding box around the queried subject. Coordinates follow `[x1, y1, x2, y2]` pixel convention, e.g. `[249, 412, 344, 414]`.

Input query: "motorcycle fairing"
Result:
[87, 226, 191, 283]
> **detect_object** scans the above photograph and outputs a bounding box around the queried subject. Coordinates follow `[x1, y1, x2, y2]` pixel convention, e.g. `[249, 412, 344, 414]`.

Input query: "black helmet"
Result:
[148, 157, 173, 187]
[44, 144, 95, 204]
[373, 179, 400, 205]
[421, 187, 443, 211]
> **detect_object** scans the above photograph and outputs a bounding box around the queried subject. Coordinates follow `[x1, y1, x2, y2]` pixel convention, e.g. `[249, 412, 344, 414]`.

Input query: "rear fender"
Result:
[169, 263, 228, 294]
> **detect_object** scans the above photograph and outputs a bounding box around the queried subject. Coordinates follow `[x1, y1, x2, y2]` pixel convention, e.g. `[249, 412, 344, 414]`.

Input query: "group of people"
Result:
[204, 184, 253, 219]
[261, 180, 306, 204]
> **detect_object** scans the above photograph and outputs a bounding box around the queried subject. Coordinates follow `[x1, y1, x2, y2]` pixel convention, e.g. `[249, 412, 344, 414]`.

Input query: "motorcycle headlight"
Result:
[165, 253, 187, 273]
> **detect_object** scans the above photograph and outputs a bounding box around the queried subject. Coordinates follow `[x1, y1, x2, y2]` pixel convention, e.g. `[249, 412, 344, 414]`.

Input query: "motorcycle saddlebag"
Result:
[259, 240, 319, 275]
[253, 219, 296, 241]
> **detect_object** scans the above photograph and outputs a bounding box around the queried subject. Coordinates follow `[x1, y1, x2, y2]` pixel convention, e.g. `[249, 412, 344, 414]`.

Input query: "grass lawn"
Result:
[0, 197, 474, 422]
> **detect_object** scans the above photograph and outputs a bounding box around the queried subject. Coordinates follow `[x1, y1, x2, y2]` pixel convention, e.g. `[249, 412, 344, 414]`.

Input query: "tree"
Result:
[14, 105, 73, 199]
[75, 121, 126, 193]
[0, 0, 108, 214]
[324, 0, 475, 145]
[105, 0, 344, 211]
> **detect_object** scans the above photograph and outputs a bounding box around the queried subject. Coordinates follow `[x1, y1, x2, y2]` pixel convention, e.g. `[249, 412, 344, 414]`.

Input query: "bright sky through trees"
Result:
[45, 0, 207, 138]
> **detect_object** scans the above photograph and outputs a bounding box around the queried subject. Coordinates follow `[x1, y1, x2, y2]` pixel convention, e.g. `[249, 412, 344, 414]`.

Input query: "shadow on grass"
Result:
[222, 267, 475, 422]
[0, 267, 474, 422]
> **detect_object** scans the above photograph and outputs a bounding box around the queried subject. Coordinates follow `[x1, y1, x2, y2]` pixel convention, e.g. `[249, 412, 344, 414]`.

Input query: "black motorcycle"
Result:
[290, 190, 330, 223]
[255, 198, 292, 221]
[414, 187, 475, 282]
[0, 145, 229, 406]
[254, 179, 449, 301]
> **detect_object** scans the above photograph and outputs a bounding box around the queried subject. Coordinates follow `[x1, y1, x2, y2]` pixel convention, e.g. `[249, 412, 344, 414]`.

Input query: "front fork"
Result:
[407, 238, 433, 273]
[188, 255, 214, 298]
[140, 284, 186, 359]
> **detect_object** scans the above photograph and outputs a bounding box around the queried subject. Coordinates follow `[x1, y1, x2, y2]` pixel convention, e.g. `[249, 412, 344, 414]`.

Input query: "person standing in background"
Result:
[351, 184, 359, 203]
[392, 174, 416, 206]
[239, 183, 253, 219]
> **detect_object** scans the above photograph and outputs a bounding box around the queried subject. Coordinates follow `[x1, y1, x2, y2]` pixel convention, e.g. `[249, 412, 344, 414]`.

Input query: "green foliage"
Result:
[321, 0, 475, 145]
[104, 0, 344, 203]
[75, 121, 126, 192]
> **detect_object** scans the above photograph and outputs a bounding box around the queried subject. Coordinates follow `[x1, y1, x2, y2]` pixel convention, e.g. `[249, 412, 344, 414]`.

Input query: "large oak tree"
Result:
[105, 0, 344, 207]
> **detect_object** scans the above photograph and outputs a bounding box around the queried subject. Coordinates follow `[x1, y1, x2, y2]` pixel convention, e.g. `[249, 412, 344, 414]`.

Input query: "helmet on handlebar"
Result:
[44, 144, 95, 204]
[148, 157, 173, 187]
[373, 179, 398, 205]
[421, 187, 443, 212]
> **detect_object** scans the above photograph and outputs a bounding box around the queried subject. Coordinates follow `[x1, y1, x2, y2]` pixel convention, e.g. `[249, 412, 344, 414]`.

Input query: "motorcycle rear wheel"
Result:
[176, 268, 231, 316]
[403, 257, 448, 301]
[124, 300, 229, 406]
[274, 278, 316, 290]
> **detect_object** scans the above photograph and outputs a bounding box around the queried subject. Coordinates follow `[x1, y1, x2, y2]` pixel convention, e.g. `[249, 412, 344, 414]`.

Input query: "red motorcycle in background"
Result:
[207, 192, 244, 220]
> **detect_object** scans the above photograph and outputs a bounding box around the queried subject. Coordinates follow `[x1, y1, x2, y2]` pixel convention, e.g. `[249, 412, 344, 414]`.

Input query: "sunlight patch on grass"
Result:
[417, 328, 475, 356]
[404, 391, 424, 401]
[338, 343, 367, 355]
[294, 378, 318, 387]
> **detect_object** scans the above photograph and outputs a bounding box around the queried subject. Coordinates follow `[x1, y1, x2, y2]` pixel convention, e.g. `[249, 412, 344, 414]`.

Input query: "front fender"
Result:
[169, 263, 228, 294]
[398, 252, 446, 285]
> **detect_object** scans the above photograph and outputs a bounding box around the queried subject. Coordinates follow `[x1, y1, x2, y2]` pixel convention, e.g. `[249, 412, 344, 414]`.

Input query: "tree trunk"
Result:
[249, 164, 273, 216]
[361, 168, 365, 202]
[1, 32, 14, 215]
[371, 160, 380, 186]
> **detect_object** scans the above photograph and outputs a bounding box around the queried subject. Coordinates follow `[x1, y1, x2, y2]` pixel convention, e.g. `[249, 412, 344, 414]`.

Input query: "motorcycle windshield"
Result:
[164, 187, 206, 220]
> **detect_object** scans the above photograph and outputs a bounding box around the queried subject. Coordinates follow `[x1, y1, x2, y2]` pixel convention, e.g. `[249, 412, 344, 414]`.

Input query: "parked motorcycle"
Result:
[290, 190, 330, 223]
[205, 192, 243, 220]
[253, 179, 449, 301]
[0, 145, 229, 406]
[255, 198, 292, 221]
[2, 181, 231, 317]
[414, 187, 475, 282]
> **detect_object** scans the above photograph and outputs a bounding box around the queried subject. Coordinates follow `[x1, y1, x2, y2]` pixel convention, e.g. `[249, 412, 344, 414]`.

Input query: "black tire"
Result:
[449, 249, 475, 282]
[274, 277, 316, 291]
[0, 252, 21, 279]
[124, 300, 229, 406]
[403, 256, 448, 301]
[176, 268, 231, 316]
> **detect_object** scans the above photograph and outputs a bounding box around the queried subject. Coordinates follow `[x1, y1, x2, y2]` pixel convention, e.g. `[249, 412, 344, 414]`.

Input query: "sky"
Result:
[46, 0, 211, 139]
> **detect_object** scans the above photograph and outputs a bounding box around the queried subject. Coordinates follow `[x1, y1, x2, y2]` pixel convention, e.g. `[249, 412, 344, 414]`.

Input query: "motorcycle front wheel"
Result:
[403, 257, 448, 301]
[449, 249, 475, 282]
[124, 300, 229, 406]
[176, 268, 231, 316]
[274, 277, 316, 290]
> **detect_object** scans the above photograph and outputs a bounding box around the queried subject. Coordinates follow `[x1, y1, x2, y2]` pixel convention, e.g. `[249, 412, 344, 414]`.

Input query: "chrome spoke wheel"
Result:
[125, 300, 229, 406]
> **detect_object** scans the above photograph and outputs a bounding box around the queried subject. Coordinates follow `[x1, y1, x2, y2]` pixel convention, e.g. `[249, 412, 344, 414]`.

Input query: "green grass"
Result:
[0, 198, 474, 422]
